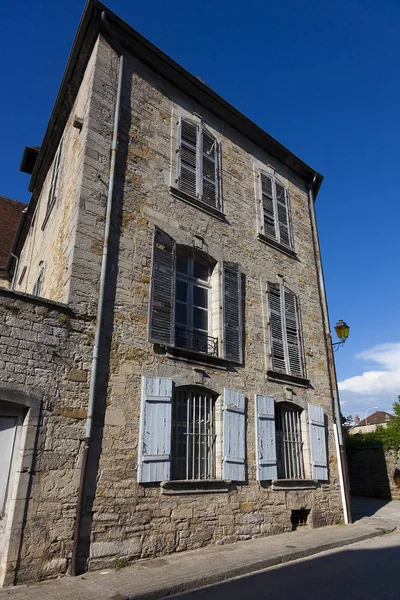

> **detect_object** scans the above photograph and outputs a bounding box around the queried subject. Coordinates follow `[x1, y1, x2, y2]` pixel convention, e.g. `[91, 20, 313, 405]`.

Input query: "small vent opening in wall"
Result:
[291, 509, 310, 531]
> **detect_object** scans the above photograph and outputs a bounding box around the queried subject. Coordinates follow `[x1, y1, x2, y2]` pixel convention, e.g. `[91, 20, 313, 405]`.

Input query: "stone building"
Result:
[0, 0, 346, 586]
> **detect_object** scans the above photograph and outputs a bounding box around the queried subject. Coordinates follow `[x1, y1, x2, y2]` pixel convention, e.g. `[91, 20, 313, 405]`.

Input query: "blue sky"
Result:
[2, 0, 399, 418]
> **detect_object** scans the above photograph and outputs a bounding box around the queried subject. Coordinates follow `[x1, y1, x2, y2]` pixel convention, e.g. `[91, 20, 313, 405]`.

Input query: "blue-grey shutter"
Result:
[268, 283, 286, 373]
[222, 389, 246, 481]
[201, 127, 218, 208]
[223, 262, 243, 363]
[138, 376, 173, 483]
[179, 118, 198, 196]
[255, 395, 277, 481]
[260, 174, 276, 239]
[283, 287, 303, 377]
[148, 228, 176, 345]
[308, 403, 328, 481]
[275, 181, 291, 247]
[47, 137, 63, 212]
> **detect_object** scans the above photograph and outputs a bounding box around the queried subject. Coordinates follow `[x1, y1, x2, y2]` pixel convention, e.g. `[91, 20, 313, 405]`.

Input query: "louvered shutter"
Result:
[223, 263, 243, 363]
[308, 404, 328, 481]
[275, 181, 291, 247]
[255, 395, 277, 481]
[268, 283, 286, 373]
[148, 228, 176, 345]
[138, 376, 173, 482]
[260, 174, 276, 239]
[201, 127, 218, 208]
[179, 118, 198, 197]
[283, 288, 303, 377]
[222, 389, 246, 481]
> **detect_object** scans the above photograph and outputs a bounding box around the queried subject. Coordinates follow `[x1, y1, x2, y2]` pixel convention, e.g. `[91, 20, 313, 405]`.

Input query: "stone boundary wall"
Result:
[0, 288, 92, 585]
[347, 446, 400, 499]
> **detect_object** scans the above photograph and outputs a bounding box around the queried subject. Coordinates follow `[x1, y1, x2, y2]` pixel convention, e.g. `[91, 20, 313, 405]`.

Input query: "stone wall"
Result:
[347, 447, 400, 499]
[0, 288, 92, 585]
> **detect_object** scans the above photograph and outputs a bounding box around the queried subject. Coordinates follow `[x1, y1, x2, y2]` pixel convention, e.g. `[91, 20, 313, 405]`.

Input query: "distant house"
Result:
[0, 196, 26, 287]
[349, 411, 395, 434]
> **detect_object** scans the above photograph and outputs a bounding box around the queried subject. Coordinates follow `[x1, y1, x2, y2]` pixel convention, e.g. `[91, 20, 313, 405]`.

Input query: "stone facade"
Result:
[1, 2, 344, 587]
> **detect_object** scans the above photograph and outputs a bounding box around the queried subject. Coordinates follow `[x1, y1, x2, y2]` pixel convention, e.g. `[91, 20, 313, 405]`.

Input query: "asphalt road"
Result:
[173, 529, 400, 600]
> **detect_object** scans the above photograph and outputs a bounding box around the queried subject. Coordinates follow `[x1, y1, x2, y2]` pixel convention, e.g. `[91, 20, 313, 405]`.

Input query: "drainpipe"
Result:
[307, 176, 352, 525]
[71, 12, 124, 576]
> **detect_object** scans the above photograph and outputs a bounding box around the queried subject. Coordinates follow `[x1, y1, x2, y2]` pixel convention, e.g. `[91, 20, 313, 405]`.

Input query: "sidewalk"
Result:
[0, 500, 398, 600]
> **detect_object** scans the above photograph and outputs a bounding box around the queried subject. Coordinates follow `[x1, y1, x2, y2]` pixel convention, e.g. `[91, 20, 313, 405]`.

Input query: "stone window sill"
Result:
[257, 233, 297, 260]
[267, 370, 310, 388]
[161, 480, 232, 495]
[169, 186, 226, 221]
[272, 479, 318, 491]
[162, 344, 234, 371]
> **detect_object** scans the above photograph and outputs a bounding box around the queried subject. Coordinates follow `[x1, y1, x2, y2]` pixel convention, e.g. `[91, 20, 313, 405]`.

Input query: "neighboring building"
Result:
[349, 411, 395, 434]
[0, 0, 345, 586]
[0, 196, 26, 288]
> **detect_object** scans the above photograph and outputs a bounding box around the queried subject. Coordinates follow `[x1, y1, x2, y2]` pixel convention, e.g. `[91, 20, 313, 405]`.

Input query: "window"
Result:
[32, 261, 45, 296]
[138, 378, 246, 484]
[172, 388, 216, 480]
[267, 282, 304, 378]
[175, 252, 217, 356]
[259, 172, 292, 249]
[148, 228, 243, 363]
[276, 403, 304, 479]
[255, 396, 328, 482]
[178, 118, 221, 210]
[43, 137, 63, 227]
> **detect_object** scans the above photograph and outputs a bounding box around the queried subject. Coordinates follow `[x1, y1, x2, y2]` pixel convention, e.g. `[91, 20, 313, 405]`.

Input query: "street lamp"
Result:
[332, 320, 350, 351]
[364, 406, 378, 428]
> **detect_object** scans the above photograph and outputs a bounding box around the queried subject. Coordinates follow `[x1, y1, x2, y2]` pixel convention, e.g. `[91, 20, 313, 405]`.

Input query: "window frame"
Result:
[275, 402, 305, 480]
[257, 170, 294, 255]
[171, 387, 217, 481]
[32, 261, 45, 297]
[42, 137, 64, 230]
[267, 282, 305, 380]
[170, 116, 223, 216]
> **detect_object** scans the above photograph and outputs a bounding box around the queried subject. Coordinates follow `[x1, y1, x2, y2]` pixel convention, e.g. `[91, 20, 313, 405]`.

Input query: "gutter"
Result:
[307, 176, 352, 525]
[70, 10, 125, 576]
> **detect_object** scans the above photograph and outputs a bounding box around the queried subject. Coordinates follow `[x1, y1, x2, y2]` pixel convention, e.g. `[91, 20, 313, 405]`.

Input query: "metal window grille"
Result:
[276, 404, 304, 479]
[172, 389, 216, 480]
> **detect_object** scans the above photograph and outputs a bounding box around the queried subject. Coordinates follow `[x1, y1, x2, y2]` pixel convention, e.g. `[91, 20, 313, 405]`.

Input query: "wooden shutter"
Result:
[201, 127, 218, 208]
[255, 395, 277, 481]
[260, 174, 276, 239]
[308, 404, 328, 481]
[275, 181, 291, 247]
[222, 389, 246, 481]
[179, 118, 198, 196]
[138, 376, 173, 482]
[283, 287, 303, 377]
[148, 228, 176, 345]
[47, 138, 63, 211]
[267, 283, 286, 373]
[223, 263, 243, 363]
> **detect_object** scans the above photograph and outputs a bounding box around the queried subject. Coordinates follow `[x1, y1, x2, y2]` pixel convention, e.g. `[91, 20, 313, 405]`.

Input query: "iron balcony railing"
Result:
[175, 327, 218, 357]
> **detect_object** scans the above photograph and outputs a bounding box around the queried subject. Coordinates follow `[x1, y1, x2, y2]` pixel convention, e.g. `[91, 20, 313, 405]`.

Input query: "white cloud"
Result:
[338, 343, 400, 415]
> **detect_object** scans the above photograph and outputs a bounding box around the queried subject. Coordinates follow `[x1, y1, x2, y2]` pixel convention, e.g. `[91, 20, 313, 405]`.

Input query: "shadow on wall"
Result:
[346, 445, 395, 500]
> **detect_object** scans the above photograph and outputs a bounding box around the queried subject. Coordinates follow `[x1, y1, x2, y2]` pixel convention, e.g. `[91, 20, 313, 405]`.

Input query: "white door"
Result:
[0, 417, 17, 517]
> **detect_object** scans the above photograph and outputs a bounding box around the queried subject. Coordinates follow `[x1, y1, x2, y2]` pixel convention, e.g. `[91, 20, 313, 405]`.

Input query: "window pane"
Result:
[193, 260, 209, 281]
[176, 280, 188, 302]
[193, 285, 208, 309]
[176, 302, 187, 326]
[177, 255, 189, 275]
[193, 307, 208, 331]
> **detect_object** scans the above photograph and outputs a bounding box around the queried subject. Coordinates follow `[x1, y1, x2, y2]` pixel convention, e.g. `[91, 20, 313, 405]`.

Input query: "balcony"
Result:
[175, 327, 218, 357]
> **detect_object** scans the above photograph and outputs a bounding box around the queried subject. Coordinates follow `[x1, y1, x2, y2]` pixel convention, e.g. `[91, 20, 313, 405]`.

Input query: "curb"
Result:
[124, 518, 397, 600]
